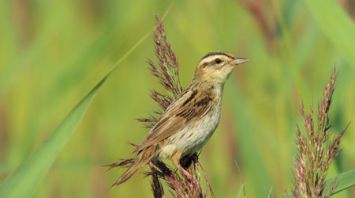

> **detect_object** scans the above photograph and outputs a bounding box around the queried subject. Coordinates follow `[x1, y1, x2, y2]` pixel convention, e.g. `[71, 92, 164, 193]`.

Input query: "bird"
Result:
[113, 52, 248, 186]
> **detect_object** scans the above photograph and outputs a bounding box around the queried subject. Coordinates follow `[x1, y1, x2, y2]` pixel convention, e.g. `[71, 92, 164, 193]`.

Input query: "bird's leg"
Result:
[171, 151, 192, 180]
[148, 161, 159, 173]
[150, 160, 172, 176]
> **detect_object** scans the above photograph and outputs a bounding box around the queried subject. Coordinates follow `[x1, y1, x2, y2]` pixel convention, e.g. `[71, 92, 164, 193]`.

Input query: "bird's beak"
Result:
[232, 57, 249, 65]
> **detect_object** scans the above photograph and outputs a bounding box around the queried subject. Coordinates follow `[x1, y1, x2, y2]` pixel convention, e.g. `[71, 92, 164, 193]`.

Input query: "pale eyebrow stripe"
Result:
[200, 52, 234, 60]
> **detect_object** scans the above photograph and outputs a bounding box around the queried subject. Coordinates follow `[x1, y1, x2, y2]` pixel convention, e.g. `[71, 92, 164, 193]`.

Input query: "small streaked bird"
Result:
[113, 52, 248, 186]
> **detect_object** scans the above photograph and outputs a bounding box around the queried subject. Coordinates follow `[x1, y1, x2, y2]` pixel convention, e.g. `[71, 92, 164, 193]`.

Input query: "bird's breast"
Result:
[158, 83, 223, 159]
[166, 101, 221, 156]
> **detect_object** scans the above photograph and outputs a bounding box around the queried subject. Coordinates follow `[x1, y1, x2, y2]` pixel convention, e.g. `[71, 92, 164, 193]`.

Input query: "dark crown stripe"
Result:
[201, 52, 234, 60]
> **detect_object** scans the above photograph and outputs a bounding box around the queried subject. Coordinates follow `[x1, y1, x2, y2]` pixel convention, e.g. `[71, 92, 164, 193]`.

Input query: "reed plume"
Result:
[292, 70, 348, 198]
[143, 17, 214, 198]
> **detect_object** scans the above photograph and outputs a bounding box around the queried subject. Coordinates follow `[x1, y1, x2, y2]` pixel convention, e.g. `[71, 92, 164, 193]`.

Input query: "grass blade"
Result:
[305, 0, 355, 65]
[324, 169, 355, 196]
[0, 5, 173, 197]
[0, 77, 106, 198]
[226, 81, 272, 197]
[236, 184, 245, 198]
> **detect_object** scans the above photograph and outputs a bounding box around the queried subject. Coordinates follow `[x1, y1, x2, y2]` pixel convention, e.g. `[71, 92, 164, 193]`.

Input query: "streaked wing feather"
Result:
[136, 87, 214, 152]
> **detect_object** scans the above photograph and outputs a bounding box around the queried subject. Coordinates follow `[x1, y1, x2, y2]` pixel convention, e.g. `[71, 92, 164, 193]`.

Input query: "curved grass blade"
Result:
[0, 77, 106, 198]
[0, 4, 173, 197]
[324, 169, 355, 196]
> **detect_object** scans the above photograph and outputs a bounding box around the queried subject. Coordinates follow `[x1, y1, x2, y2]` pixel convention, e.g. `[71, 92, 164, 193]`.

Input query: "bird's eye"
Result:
[214, 58, 222, 64]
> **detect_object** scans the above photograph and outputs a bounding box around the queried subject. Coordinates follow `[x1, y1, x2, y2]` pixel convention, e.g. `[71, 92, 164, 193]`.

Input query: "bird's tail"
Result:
[112, 146, 156, 187]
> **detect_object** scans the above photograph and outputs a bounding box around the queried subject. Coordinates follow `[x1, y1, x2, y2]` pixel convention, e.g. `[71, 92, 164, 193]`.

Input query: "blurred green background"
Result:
[0, 0, 354, 197]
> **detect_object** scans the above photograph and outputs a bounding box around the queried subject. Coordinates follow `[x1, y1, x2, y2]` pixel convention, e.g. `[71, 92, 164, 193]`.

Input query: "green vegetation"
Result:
[0, 0, 354, 197]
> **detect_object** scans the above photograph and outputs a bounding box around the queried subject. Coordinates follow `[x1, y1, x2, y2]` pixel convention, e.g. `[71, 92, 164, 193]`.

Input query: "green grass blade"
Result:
[226, 81, 272, 197]
[282, 169, 355, 198]
[324, 169, 355, 196]
[236, 184, 245, 198]
[0, 5, 172, 197]
[0, 77, 106, 198]
[305, 0, 355, 65]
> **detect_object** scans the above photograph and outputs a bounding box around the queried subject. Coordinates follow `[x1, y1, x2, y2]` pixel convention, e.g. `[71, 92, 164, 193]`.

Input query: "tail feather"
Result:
[112, 146, 156, 187]
[112, 161, 143, 186]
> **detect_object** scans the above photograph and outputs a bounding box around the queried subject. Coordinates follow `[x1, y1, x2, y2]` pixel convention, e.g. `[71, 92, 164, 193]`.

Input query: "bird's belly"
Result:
[159, 110, 220, 159]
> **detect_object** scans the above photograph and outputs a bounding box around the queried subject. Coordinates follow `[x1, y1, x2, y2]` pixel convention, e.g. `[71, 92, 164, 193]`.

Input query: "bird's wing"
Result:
[135, 87, 215, 152]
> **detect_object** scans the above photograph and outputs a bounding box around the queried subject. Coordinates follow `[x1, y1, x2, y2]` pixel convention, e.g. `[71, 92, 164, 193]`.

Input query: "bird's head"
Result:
[194, 52, 248, 84]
